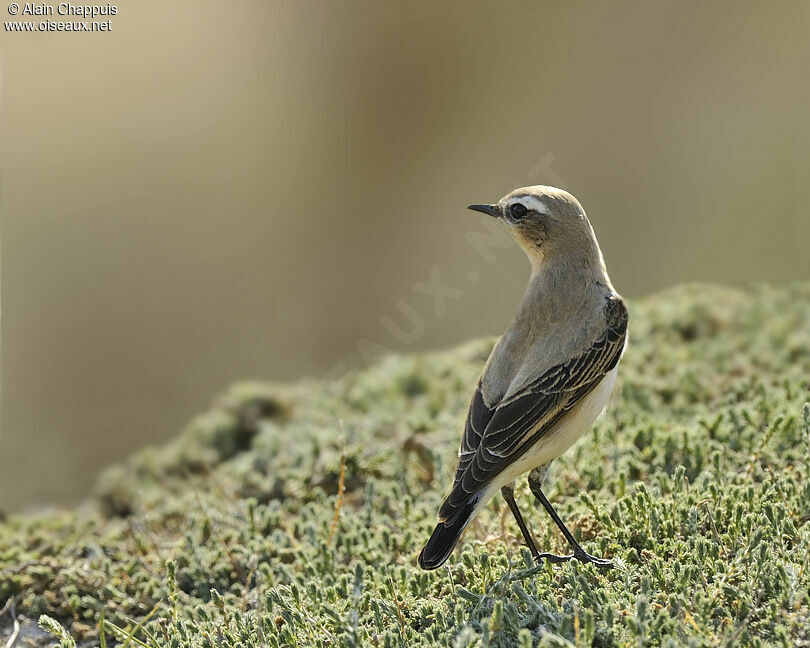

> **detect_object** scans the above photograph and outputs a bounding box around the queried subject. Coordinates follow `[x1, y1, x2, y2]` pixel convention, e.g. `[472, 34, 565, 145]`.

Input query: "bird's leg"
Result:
[501, 484, 540, 560]
[500, 484, 573, 565]
[527, 468, 613, 568]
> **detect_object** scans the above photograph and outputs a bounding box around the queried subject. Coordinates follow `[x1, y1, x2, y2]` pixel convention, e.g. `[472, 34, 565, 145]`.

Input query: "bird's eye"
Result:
[510, 203, 528, 220]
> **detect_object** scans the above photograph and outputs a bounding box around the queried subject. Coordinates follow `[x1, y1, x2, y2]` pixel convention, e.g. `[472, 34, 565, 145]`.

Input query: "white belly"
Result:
[476, 366, 619, 510]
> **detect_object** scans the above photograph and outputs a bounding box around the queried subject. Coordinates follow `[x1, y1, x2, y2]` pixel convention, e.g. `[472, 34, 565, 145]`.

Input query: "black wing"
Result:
[439, 295, 627, 522]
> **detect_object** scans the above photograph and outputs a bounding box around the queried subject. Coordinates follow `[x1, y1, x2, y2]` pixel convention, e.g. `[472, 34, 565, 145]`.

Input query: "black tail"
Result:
[418, 501, 476, 570]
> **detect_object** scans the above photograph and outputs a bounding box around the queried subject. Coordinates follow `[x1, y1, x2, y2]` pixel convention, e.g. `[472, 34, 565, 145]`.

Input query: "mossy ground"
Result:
[2, 283, 810, 647]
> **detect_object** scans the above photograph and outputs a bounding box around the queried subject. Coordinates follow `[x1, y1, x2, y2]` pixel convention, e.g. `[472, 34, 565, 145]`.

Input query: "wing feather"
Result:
[438, 295, 627, 521]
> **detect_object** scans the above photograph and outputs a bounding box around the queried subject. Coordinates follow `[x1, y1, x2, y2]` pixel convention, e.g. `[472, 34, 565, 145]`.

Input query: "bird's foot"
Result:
[534, 551, 574, 564]
[573, 549, 613, 568]
[533, 550, 613, 568]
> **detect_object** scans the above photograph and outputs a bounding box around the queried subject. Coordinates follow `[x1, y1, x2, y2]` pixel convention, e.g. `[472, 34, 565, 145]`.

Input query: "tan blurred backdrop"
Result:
[1, 2, 809, 511]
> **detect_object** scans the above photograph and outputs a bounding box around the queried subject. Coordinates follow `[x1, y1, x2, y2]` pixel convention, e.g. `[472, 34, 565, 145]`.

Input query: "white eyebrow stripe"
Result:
[509, 195, 550, 215]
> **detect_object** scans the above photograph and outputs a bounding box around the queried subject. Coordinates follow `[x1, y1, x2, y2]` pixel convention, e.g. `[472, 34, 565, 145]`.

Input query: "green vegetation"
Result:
[2, 283, 810, 647]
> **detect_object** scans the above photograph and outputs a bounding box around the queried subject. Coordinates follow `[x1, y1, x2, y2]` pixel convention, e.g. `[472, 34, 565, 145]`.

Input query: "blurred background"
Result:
[1, 2, 809, 511]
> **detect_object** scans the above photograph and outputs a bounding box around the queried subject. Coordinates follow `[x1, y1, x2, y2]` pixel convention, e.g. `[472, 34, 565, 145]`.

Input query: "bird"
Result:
[417, 185, 627, 571]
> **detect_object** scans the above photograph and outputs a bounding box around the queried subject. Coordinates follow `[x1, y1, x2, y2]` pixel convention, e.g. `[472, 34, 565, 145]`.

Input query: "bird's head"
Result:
[468, 185, 603, 275]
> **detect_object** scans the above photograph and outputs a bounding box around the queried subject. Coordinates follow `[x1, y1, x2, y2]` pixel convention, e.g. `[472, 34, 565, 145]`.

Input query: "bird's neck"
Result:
[525, 241, 614, 309]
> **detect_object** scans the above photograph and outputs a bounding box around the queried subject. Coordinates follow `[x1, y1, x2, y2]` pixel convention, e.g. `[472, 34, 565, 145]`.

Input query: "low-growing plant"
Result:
[2, 283, 809, 647]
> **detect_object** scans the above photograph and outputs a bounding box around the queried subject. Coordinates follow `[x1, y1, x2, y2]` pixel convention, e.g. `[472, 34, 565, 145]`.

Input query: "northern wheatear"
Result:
[418, 186, 627, 570]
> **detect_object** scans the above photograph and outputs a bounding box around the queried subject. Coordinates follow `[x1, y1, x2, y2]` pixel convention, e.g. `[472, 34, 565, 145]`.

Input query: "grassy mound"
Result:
[2, 283, 809, 647]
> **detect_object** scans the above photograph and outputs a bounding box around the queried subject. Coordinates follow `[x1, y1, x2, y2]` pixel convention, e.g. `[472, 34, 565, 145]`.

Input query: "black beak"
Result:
[467, 204, 501, 218]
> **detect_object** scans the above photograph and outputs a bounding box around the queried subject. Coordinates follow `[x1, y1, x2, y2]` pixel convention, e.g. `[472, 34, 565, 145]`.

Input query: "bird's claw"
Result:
[533, 550, 613, 568]
[573, 549, 613, 568]
[535, 551, 574, 564]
